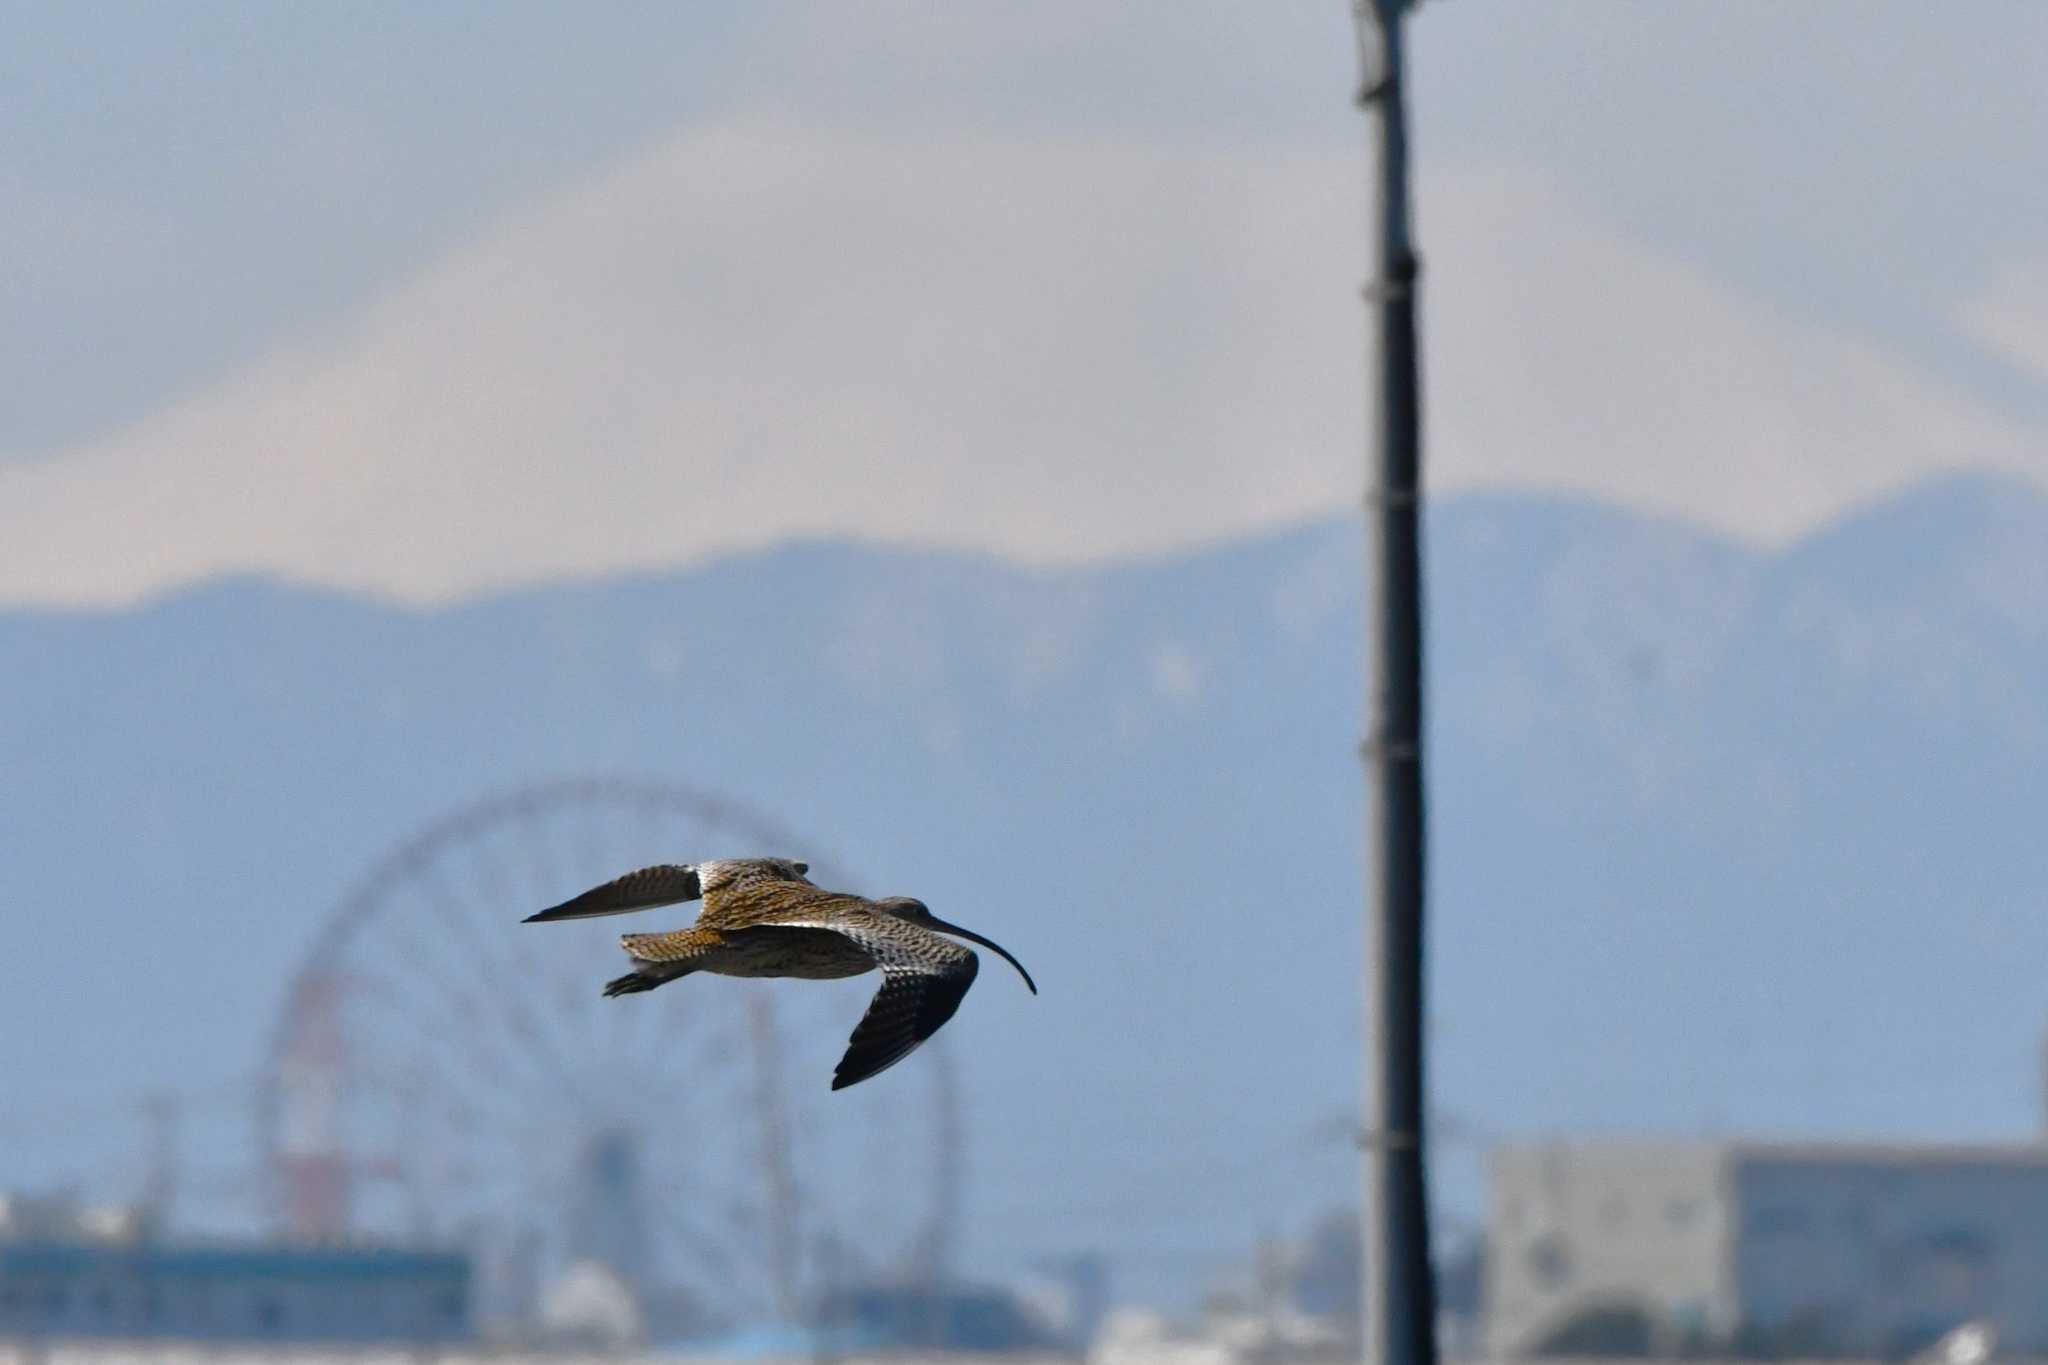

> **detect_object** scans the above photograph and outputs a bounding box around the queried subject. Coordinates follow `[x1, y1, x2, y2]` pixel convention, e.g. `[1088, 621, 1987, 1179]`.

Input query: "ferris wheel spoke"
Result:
[363, 869, 541, 1058]
[644, 1190, 753, 1290]
[638, 1003, 764, 1138]
[344, 968, 496, 1070]
[591, 814, 658, 1062]
[508, 803, 608, 1007]
[743, 990, 804, 1314]
[392, 869, 611, 1112]
[611, 799, 695, 1060]
[567, 806, 661, 1064]
[348, 964, 584, 1143]
[408, 852, 600, 1076]
[388, 958, 562, 1104]
[625, 947, 744, 1080]
[461, 821, 613, 1062]
[349, 1015, 507, 1127]
[630, 1038, 753, 1177]
[368, 881, 486, 1008]
[638, 1162, 753, 1260]
[461, 808, 610, 1038]
[387, 1053, 560, 1155]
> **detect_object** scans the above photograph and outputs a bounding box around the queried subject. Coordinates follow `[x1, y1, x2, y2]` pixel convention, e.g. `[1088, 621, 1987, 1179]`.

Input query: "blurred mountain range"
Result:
[6, 470, 2048, 1294]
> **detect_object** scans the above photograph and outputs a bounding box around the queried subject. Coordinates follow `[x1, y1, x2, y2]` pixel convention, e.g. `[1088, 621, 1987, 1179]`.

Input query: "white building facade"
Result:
[1486, 1140, 2048, 1357]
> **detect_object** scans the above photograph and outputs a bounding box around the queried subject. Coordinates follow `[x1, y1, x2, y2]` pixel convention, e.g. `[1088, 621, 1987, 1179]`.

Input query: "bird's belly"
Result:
[706, 928, 876, 980]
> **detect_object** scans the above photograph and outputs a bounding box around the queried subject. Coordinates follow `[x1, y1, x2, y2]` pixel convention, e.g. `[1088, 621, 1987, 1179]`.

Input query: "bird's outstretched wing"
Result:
[524, 857, 814, 923]
[524, 864, 703, 922]
[833, 957, 979, 1091]
[743, 906, 982, 1089]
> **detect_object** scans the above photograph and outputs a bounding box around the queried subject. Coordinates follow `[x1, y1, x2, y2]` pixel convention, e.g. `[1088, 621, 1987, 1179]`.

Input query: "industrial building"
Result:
[1486, 1139, 2048, 1357]
[0, 1192, 470, 1346]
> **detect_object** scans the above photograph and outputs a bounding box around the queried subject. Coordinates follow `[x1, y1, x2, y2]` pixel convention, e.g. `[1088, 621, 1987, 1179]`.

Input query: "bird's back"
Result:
[702, 878, 981, 985]
[699, 874, 866, 931]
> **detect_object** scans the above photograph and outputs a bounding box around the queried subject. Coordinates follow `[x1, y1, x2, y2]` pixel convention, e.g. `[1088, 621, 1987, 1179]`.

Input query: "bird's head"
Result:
[877, 897, 1037, 995]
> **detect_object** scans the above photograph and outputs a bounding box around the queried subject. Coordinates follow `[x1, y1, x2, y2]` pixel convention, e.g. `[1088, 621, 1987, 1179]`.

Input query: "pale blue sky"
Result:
[3, 2, 752, 454]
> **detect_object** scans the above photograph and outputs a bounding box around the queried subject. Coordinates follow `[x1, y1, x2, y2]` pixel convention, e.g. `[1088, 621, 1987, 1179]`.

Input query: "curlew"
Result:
[523, 857, 1036, 1090]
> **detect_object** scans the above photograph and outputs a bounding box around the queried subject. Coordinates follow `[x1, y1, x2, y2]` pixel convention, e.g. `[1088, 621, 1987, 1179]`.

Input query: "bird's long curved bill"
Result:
[927, 916, 1037, 995]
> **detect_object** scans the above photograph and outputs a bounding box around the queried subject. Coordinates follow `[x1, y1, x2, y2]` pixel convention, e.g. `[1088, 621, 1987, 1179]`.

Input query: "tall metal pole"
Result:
[1353, 4, 1437, 1365]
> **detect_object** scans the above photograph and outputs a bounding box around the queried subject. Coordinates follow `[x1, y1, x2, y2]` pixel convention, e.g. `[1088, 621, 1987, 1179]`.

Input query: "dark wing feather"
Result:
[524, 864, 702, 923]
[832, 956, 978, 1091]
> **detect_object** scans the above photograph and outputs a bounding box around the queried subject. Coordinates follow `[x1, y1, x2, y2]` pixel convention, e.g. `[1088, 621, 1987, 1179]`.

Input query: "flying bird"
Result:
[524, 857, 1036, 1090]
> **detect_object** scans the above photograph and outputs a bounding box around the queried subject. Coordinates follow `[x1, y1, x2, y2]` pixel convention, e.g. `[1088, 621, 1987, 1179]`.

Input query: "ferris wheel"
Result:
[260, 777, 963, 1336]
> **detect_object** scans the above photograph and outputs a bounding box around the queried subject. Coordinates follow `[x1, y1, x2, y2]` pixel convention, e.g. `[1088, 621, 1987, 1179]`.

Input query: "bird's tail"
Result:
[604, 929, 714, 997]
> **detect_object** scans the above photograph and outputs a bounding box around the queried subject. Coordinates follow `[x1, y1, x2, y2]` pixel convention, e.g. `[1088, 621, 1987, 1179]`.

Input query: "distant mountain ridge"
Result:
[5, 470, 2048, 1297]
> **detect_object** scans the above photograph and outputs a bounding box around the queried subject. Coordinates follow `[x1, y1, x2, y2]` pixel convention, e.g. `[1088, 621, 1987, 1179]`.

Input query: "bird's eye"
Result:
[794, 861, 809, 875]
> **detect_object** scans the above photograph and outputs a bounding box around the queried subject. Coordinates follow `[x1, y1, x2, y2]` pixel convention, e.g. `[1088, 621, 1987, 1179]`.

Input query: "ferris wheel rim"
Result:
[264, 775, 844, 1075]
[255, 773, 961, 1327]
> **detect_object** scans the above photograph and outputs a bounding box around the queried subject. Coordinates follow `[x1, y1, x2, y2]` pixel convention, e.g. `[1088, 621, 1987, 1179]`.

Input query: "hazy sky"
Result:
[5, 3, 2045, 604]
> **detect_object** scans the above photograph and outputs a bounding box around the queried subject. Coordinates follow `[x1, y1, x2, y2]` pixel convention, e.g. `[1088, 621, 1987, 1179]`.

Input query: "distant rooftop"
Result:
[1497, 1135, 2048, 1166]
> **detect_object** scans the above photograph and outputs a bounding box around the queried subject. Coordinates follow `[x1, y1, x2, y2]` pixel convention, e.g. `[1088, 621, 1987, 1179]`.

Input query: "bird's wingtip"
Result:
[523, 902, 582, 923]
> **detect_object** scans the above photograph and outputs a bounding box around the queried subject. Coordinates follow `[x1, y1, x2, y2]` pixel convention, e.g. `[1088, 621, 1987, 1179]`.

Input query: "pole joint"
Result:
[1357, 1128, 1421, 1152]
[1358, 735, 1420, 763]
[1363, 253, 1422, 302]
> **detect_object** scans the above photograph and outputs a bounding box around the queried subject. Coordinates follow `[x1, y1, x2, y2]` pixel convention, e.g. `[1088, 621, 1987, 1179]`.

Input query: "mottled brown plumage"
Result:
[524, 857, 1036, 1090]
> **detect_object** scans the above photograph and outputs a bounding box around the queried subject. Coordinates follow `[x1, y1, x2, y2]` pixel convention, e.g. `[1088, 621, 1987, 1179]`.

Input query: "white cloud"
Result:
[1960, 259, 2048, 386]
[0, 118, 2037, 607]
